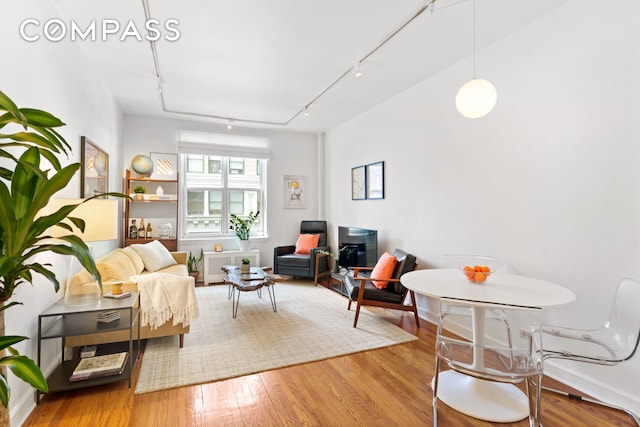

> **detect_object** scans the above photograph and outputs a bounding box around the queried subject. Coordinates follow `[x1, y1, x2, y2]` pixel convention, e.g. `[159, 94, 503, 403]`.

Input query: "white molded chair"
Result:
[539, 277, 640, 425]
[433, 298, 543, 427]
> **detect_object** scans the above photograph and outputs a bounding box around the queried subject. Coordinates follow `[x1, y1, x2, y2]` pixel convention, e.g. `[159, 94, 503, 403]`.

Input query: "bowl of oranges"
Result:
[463, 265, 491, 283]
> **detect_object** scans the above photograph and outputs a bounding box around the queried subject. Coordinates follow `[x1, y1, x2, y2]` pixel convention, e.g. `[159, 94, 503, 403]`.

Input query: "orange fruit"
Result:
[474, 265, 483, 272]
[474, 272, 487, 282]
[481, 266, 490, 273]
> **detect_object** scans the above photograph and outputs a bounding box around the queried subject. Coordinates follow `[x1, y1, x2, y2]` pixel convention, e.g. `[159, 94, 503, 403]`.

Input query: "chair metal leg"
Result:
[432, 356, 441, 427]
[541, 384, 640, 426]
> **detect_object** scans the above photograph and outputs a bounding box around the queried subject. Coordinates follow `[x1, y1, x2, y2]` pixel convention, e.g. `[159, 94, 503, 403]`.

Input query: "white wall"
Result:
[122, 116, 321, 265]
[325, 0, 640, 414]
[1, 2, 123, 425]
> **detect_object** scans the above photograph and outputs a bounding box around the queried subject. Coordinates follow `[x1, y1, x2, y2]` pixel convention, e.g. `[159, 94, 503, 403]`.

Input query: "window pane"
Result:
[208, 158, 221, 174]
[228, 190, 262, 233]
[187, 190, 204, 215]
[187, 155, 204, 173]
[228, 158, 261, 188]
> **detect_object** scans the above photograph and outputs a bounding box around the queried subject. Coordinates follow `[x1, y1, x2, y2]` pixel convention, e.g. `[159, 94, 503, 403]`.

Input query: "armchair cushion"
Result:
[370, 251, 397, 289]
[294, 233, 320, 255]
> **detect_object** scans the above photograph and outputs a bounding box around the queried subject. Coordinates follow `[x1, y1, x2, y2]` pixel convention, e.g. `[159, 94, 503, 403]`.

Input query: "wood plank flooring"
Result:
[23, 288, 635, 427]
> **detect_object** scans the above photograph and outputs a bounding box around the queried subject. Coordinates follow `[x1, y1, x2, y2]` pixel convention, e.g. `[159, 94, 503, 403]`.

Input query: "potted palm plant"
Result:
[229, 210, 259, 251]
[187, 249, 204, 282]
[0, 90, 125, 420]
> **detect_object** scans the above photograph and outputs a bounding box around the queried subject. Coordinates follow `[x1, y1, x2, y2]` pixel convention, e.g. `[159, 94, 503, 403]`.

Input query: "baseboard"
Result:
[543, 362, 640, 416]
[11, 355, 59, 426]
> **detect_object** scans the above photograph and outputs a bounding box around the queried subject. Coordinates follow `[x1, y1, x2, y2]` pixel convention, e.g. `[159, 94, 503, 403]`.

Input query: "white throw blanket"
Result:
[130, 273, 199, 330]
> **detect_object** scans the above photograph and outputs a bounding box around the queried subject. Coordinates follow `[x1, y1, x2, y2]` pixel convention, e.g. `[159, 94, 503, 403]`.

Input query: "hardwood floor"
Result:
[24, 297, 635, 426]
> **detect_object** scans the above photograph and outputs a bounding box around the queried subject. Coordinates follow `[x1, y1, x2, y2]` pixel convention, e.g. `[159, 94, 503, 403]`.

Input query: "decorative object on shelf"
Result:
[366, 161, 385, 200]
[150, 152, 178, 180]
[129, 219, 138, 239]
[155, 185, 164, 196]
[214, 244, 223, 252]
[133, 185, 146, 200]
[187, 249, 204, 282]
[455, 0, 497, 119]
[131, 154, 154, 177]
[351, 165, 366, 200]
[158, 223, 173, 238]
[81, 136, 109, 197]
[284, 175, 306, 209]
[241, 257, 251, 274]
[230, 210, 260, 251]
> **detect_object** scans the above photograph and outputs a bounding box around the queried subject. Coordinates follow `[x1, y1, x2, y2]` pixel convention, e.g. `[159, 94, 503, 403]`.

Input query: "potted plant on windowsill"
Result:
[229, 210, 259, 251]
[187, 249, 204, 283]
[241, 257, 251, 274]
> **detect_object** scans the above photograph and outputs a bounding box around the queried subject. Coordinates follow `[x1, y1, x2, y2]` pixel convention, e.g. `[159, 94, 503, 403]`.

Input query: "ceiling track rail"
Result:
[145, 0, 438, 127]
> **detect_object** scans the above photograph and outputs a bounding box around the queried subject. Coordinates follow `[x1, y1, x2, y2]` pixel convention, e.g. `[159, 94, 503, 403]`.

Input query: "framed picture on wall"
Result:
[284, 175, 306, 208]
[366, 161, 384, 200]
[150, 152, 178, 180]
[80, 136, 108, 197]
[351, 165, 366, 200]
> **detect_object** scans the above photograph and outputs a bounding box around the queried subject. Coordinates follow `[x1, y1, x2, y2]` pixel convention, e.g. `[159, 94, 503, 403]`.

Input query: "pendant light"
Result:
[456, 0, 497, 119]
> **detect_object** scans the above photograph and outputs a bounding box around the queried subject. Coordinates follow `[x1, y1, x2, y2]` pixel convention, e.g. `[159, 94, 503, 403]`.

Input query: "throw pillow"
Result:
[131, 240, 177, 272]
[120, 246, 145, 274]
[370, 252, 397, 289]
[96, 250, 137, 281]
[294, 233, 320, 255]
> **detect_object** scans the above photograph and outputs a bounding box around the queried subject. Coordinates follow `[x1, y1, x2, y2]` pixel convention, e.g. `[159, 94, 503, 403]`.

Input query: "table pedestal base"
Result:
[432, 370, 528, 422]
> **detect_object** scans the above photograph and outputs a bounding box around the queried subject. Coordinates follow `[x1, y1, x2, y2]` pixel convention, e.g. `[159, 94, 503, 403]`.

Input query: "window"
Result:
[180, 155, 265, 237]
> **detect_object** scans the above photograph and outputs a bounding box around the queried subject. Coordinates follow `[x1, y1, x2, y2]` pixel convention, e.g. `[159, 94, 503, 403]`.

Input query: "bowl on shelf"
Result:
[463, 265, 492, 283]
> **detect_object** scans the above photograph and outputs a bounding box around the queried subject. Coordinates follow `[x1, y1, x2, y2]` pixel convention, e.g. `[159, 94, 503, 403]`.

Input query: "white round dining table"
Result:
[401, 268, 576, 422]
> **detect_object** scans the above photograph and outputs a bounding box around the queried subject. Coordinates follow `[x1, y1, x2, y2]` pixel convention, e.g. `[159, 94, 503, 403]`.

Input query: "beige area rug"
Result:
[135, 281, 417, 394]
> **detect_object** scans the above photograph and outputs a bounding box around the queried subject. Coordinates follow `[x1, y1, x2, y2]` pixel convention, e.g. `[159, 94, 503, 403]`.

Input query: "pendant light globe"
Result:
[455, 78, 497, 119]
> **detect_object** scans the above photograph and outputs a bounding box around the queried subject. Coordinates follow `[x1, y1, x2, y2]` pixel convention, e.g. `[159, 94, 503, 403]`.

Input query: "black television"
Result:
[338, 226, 378, 268]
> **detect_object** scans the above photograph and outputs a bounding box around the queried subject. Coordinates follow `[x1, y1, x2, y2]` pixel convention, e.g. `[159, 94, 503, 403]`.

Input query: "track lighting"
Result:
[303, 107, 309, 116]
[354, 62, 363, 78]
[227, 120, 233, 130]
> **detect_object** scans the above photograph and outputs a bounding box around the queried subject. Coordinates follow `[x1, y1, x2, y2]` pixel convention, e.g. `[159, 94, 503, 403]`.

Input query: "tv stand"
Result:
[328, 272, 349, 297]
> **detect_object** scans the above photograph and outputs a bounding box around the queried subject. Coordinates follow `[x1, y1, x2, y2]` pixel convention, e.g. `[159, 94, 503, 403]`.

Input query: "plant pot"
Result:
[134, 193, 144, 201]
[238, 239, 251, 251]
[241, 264, 250, 274]
[189, 272, 199, 283]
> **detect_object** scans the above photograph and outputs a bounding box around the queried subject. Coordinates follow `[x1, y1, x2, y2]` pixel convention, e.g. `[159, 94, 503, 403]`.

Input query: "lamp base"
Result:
[64, 282, 102, 306]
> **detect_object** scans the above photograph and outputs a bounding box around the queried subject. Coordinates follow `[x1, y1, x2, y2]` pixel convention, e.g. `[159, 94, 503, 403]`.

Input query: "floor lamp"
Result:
[47, 198, 118, 306]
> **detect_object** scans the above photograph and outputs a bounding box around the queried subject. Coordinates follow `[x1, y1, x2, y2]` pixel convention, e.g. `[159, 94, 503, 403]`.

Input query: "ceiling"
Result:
[52, 0, 571, 133]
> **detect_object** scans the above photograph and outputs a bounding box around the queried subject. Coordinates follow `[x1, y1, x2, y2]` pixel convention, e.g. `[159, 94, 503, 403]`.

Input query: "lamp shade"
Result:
[455, 78, 497, 119]
[46, 198, 118, 242]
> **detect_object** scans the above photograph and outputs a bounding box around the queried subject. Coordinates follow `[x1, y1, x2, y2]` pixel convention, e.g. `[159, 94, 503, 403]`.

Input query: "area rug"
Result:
[135, 281, 417, 394]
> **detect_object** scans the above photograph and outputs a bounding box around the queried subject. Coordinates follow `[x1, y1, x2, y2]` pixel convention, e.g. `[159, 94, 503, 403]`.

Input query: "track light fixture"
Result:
[354, 62, 363, 78]
[227, 120, 233, 130]
[303, 106, 309, 116]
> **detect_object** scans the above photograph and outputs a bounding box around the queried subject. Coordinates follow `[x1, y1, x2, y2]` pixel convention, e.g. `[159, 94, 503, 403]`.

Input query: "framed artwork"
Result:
[366, 161, 384, 200]
[284, 175, 306, 208]
[80, 136, 108, 197]
[351, 166, 366, 200]
[150, 152, 178, 180]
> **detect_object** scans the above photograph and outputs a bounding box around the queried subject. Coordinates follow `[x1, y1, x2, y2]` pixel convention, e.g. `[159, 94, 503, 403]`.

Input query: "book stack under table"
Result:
[69, 352, 128, 382]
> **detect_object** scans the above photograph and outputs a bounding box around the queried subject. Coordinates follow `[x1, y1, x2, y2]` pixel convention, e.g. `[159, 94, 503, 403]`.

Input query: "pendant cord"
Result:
[473, 0, 477, 79]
